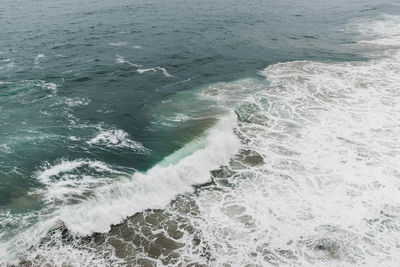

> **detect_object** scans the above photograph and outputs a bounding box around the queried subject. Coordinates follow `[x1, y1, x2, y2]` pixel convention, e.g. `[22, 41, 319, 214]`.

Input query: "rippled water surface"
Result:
[1, 0, 400, 266]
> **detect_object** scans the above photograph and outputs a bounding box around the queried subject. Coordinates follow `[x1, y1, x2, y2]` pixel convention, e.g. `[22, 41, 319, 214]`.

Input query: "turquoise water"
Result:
[1, 0, 400, 265]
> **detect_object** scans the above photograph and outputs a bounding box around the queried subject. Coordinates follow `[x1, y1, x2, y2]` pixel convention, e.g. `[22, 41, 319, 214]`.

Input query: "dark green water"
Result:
[1, 0, 400, 265]
[0, 0, 377, 208]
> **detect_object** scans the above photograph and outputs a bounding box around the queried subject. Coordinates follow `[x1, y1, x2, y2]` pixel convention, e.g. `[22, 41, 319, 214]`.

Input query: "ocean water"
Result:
[1, 0, 400, 266]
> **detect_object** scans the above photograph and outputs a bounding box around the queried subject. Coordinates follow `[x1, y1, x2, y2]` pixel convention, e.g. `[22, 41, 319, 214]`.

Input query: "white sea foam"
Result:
[31, 159, 126, 221]
[3, 13, 400, 267]
[35, 54, 45, 61]
[167, 113, 190, 122]
[60, 112, 240, 235]
[115, 55, 142, 67]
[69, 136, 80, 141]
[163, 76, 196, 88]
[156, 66, 174, 77]
[352, 14, 400, 47]
[34, 54, 45, 68]
[0, 113, 239, 264]
[109, 41, 127, 46]
[36, 159, 115, 185]
[0, 58, 15, 70]
[19, 235, 112, 267]
[39, 175, 115, 204]
[137, 66, 173, 77]
[172, 14, 400, 266]
[0, 144, 11, 153]
[87, 128, 149, 152]
[0, 210, 54, 263]
[5, 80, 58, 103]
[136, 67, 156, 74]
[65, 97, 90, 107]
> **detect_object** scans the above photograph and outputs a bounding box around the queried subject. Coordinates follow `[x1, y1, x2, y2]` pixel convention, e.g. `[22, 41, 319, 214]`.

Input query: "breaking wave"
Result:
[60, 112, 240, 235]
[4, 13, 400, 267]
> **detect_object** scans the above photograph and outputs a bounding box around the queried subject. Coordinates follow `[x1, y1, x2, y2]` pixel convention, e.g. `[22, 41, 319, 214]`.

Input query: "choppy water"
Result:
[1, 0, 400, 266]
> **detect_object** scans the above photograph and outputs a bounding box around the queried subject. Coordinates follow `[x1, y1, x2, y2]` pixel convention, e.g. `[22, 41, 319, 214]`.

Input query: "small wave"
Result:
[0, 80, 57, 103]
[31, 82, 57, 103]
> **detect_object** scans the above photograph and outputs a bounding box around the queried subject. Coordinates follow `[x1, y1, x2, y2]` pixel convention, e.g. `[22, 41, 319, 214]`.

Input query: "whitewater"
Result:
[1, 12, 400, 267]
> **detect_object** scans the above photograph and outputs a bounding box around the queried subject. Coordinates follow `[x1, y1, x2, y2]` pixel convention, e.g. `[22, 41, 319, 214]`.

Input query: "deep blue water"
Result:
[1, 0, 400, 265]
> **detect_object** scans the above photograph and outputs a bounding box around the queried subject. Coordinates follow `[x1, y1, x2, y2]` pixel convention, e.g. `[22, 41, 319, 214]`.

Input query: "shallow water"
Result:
[1, 0, 400, 266]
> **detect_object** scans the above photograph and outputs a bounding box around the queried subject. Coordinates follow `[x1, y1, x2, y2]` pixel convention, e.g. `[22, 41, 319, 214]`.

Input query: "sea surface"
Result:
[1, 0, 400, 266]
